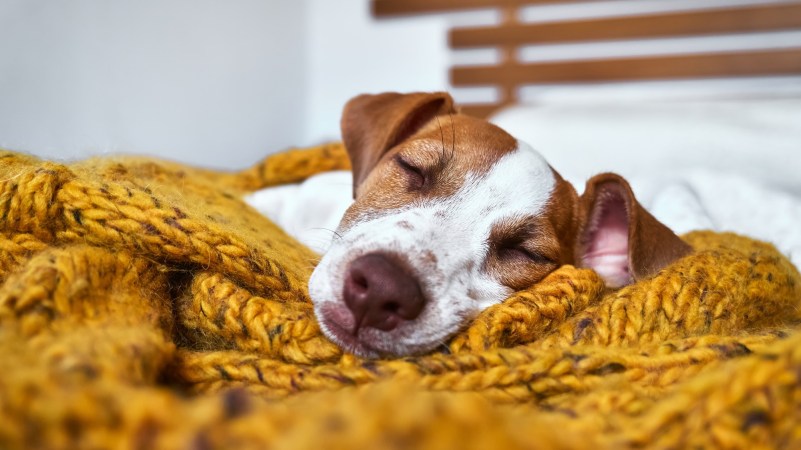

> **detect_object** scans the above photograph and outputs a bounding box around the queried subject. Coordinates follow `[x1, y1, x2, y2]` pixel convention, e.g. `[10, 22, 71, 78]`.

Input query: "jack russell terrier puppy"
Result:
[246, 92, 691, 358]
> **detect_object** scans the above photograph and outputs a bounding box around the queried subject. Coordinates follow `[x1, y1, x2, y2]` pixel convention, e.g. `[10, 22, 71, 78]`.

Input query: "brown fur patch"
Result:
[482, 170, 579, 291]
[421, 250, 438, 266]
[343, 114, 518, 227]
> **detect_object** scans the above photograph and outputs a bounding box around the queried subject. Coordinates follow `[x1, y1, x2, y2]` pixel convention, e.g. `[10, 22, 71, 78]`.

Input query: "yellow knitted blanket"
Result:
[1, 144, 800, 449]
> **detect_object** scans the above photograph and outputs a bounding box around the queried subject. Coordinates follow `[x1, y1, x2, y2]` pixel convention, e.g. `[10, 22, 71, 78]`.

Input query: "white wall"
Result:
[303, 0, 450, 144]
[0, 0, 451, 168]
[2, 0, 797, 169]
[0, 0, 308, 169]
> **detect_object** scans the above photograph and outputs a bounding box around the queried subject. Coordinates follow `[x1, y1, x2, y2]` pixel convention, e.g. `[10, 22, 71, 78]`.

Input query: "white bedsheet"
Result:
[632, 170, 801, 268]
[491, 95, 801, 269]
[491, 98, 801, 194]
[253, 93, 801, 269]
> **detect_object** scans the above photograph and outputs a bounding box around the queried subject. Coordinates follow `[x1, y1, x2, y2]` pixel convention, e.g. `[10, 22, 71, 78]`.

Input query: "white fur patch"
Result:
[309, 141, 556, 357]
[244, 171, 353, 253]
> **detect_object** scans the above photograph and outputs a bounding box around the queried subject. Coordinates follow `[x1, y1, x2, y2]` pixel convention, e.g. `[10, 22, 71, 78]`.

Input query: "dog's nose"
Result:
[343, 253, 425, 333]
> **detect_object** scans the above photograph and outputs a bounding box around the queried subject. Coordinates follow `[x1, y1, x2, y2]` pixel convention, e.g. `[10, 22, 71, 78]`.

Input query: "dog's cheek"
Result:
[307, 264, 330, 307]
[467, 272, 515, 310]
[308, 247, 349, 307]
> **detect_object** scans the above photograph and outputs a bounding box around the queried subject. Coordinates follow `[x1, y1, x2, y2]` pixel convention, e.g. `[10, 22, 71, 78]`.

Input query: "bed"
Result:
[374, 0, 801, 268]
[1, 2, 801, 449]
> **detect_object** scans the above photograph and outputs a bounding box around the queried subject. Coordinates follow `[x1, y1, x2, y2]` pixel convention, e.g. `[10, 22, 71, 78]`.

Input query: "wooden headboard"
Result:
[372, 0, 801, 117]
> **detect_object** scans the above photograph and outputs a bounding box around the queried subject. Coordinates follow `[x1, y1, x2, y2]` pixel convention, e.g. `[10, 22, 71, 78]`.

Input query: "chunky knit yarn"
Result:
[1, 144, 800, 449]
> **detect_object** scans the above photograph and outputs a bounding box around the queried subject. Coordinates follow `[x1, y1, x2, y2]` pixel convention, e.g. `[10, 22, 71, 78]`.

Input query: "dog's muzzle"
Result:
[342, 253, 426, 334]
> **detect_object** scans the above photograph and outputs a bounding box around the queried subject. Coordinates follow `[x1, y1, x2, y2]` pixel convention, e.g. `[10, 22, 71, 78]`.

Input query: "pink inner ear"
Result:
[582, 189, 632, 288]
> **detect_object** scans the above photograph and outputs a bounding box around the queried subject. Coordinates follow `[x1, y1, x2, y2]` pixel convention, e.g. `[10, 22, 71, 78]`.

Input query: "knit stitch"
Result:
[0, 144, 799, 449]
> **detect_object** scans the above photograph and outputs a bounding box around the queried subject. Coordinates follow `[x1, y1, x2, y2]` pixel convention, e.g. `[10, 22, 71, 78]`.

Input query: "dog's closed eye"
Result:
[486, 225, 560, 291]
[395, 155, 427, 191]
[497, 240, 553, 265]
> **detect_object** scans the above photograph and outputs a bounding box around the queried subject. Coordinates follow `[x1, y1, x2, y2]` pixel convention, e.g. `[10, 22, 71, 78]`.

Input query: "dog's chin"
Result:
[318, 313, 382, 359]
[316, 303, 442, 359]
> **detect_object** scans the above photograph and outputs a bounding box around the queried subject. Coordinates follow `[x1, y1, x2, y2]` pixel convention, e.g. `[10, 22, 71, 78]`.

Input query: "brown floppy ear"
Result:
[576, 173, 692, 288]
[340, 92, 456, 198]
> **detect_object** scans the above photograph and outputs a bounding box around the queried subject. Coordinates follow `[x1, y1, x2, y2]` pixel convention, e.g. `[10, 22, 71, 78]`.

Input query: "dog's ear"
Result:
[341, 92, 456, 197]
[576, 173, 691, 288]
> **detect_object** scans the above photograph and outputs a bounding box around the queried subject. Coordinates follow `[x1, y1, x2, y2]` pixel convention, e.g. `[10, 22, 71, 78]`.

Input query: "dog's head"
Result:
[309, 92, 691, 357]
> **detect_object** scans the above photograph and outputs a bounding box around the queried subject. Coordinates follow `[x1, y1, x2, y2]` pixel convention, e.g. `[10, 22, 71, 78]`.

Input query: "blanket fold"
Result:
[1, 144, 799, 449]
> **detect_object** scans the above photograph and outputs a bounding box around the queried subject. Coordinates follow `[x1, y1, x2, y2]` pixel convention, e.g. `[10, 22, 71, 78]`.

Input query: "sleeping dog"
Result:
[247, 92, 691, 358]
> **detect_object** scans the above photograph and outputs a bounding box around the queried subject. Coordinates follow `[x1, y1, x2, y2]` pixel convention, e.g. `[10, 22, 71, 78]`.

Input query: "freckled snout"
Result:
[343, 254, 426, 333]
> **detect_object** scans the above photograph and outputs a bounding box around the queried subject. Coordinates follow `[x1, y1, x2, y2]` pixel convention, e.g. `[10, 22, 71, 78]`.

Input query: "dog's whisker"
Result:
[314, 228, 342, 239]
[308, 227, 343, 240]
[449, 112, 456, 161]
[436, 115, 446, 157]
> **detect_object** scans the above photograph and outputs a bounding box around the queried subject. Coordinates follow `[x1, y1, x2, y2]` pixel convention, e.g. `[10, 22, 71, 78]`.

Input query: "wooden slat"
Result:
[372, 0, 579, 17]
[452, 48, 801, 85]
[450, 3, 801, 48]
[496, 6, 520, 106]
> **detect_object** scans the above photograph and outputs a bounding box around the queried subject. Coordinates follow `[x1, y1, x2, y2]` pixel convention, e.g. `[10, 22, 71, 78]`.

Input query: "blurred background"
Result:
[2, 0, 800, 264]
[0, 0, 449, 168]
[0, 0, 799, 168]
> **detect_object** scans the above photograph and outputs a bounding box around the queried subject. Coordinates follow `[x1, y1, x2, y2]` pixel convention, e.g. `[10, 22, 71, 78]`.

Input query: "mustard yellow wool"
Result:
[1, 144, 800, 449]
